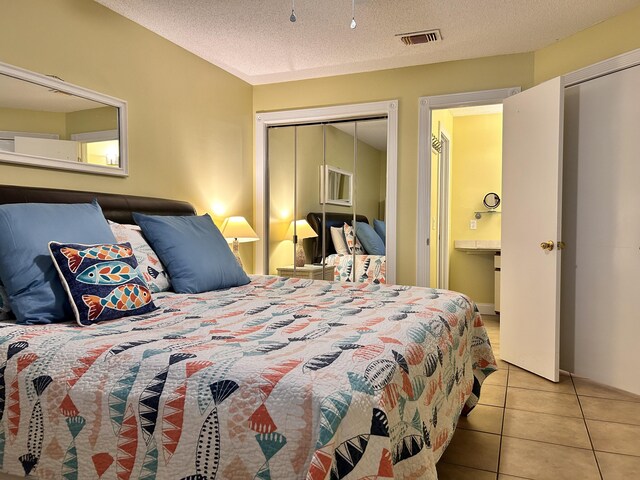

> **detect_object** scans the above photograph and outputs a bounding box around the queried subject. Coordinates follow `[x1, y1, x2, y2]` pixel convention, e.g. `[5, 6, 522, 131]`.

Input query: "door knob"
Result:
[540, 241, 554, 251]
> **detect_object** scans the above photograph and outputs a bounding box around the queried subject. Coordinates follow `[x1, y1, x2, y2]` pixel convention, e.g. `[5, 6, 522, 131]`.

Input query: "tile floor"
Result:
[437, 315, 640, 480]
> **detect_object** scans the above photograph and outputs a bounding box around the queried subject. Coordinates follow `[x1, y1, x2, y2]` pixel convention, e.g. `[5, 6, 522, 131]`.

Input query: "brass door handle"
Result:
[540, 241, 554, 251]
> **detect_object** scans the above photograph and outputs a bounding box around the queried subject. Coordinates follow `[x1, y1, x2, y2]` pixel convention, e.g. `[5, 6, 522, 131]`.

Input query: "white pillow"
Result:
[330, 226, 349, 255]
[109, 220, 171, 293]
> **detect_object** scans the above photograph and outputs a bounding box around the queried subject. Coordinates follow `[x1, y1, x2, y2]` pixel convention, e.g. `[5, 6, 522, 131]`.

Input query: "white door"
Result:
[500, 77, 564, 382]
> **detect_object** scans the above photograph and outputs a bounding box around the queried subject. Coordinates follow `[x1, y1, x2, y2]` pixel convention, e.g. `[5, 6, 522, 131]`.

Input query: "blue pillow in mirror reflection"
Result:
[356, 221, 386, 256]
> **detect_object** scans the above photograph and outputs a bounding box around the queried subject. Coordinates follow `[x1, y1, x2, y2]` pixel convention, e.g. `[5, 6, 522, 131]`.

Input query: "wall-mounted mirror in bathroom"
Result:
[0, 61, 128, 176]
[483, 192, 501, 209]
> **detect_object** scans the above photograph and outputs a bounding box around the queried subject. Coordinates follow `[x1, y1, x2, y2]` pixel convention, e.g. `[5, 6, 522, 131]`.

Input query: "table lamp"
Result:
[286, 219, 318, 267]
[221, 216, 259, 268]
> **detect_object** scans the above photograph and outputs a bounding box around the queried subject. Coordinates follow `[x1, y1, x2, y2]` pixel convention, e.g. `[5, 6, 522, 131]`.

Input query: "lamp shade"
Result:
[221, 216, 259, 243]
[286, 219, 318, 241]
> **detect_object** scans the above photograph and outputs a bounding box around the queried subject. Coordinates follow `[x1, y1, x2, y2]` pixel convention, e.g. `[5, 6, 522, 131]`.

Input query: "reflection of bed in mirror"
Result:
[307, 211, 387, 283]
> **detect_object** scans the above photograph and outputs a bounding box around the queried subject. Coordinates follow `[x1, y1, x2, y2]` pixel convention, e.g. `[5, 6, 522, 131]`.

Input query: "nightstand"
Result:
[277, 264, 332, 280]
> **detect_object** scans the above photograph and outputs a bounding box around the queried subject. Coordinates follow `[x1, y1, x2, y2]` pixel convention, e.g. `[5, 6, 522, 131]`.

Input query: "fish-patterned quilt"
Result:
[328, 254, 387, 284]
[0, 275, 496, 479]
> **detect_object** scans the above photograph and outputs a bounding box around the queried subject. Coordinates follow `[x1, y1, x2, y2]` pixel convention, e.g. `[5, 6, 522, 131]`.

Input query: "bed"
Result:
[0, 185, 497, 479]
[306, 212, 387, 284]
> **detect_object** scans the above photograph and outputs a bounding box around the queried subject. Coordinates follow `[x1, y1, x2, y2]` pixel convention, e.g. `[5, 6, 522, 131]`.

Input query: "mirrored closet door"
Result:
[266, 118, 388, 283]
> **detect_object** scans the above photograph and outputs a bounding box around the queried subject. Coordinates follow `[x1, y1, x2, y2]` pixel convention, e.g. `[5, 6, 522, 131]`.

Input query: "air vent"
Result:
[398, 29, 442, 46]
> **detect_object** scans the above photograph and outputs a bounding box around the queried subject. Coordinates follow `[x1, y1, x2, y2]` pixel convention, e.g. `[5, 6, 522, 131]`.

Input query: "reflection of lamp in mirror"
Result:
[286, 219, 318, 267]
[221, 216, 259, 269]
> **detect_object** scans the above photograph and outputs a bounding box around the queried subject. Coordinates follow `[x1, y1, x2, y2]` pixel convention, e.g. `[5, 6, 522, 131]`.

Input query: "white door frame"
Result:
[255, 100, 398, 283]
[437, 129, 451, 290]
[416, 87, 521, 287]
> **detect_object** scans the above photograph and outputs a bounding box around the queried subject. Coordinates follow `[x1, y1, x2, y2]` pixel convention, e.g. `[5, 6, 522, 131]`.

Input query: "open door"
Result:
[500, 77, 564, 382]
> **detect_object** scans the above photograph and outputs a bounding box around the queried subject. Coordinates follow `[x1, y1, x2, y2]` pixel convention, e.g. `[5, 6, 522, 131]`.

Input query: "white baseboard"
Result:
[476, 303, 497, 316]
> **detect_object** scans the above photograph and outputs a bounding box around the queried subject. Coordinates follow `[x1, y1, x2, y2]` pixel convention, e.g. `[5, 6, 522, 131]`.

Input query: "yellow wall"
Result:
[254, 54, 534, 285]
[0, 107, 66, 138]
[267, 124, 384, 274]
[0, 0, 254, 268]
[448, 113, 502, 303]
[65, 107, 118, 137]
[534, 4, 640, 83]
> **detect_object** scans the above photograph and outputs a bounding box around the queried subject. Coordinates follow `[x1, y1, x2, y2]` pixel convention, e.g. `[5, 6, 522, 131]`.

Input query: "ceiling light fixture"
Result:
[350, 0, 357, 29]
[290, 0, 297, 22]
[288, 0, 358, 29]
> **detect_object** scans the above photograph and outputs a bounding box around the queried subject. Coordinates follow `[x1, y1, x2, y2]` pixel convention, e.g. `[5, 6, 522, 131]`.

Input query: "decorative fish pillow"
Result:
[0, 283, 13, 321]
[343, 222, 365, 255]
[48, 241, 157, 326]
[108, 220, 171, 293]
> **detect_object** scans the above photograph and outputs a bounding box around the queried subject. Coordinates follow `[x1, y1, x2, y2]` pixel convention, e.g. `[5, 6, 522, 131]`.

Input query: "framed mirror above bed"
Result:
[0, 61, 128, 177]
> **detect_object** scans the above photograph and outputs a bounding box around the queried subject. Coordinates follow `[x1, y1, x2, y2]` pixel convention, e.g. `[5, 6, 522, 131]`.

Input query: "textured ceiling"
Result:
[96, 0, 640, 85]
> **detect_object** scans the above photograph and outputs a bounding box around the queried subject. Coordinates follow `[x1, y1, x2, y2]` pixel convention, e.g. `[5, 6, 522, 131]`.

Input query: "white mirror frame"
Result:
[0, 61, 128, 177]
[320, 164, 353, 206]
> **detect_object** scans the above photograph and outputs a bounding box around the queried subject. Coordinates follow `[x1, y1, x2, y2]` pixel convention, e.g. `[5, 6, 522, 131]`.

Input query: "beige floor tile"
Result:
[587, 419, 640, 456]
[580, 396, 640, 426]
[508, 370, 575, 394]
[573, 376, 640, 403]
[506, 387, 582, 418]
[436, 462, 497, 480]
[494, 356, 509, 370]
[502, 408, 591, 449]
[498, 476, 532, 479]
[457, 404, 504, 435]
[499, 437, 600, 480]
[484, 368, 508, 386]
[439, 429, 501, 472]
[596, 451, 640, 480]
[478, 384, 507, 407]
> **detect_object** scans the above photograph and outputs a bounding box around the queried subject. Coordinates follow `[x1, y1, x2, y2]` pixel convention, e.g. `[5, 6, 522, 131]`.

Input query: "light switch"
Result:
[470, 220, 477, 230]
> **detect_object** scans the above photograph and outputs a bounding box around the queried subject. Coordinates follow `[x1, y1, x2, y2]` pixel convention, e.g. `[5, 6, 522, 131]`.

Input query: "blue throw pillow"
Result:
[373, 219, 386, 246]
[355, 221, 386, 256]
[132, 213, 251, 293]
[49, 242, 157, 326]
[0, 201, 116, 324]
[0, 283, 12, 321]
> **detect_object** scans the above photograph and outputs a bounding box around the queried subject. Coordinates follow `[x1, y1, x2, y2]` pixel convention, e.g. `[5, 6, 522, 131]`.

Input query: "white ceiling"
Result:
[96, 0, 640, 85]
[333, 120, 387, 151]
[0, 74, 108, 113]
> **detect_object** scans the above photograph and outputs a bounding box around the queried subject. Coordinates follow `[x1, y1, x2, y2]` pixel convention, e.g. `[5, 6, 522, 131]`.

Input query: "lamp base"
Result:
[232, 239, 243, 269]
[295, 243, 306, 267]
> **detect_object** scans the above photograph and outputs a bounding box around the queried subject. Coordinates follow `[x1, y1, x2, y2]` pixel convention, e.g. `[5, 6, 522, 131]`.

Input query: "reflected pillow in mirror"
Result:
[109, 221, 171, 293]
[330, 226, 349, 255]
[343, 223, 365, 255]
[373, 219, 386, 246]
[49, 241, 157, 326]
[356, 221, 386, 256]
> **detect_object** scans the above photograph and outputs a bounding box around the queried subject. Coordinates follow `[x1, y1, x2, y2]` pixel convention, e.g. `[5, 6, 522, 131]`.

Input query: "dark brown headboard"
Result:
[0, 185, 196, 224]
[306, 211, 368, 263]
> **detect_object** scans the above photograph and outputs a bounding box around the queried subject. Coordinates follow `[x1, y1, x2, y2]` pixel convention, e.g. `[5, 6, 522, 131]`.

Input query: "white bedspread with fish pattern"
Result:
[0, 275, 496, 479]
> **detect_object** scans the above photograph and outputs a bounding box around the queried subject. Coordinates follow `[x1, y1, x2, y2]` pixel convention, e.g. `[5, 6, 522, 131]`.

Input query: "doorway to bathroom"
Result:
[430, 104, 503, 315]
[417, 87, 520, 315]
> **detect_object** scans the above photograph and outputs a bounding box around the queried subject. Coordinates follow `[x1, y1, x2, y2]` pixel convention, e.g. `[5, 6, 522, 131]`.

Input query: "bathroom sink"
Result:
[454, 240, 501, 253]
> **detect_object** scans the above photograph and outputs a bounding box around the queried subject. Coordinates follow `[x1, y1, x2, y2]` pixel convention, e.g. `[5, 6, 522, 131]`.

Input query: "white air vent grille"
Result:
[398, 29, 442, 46]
